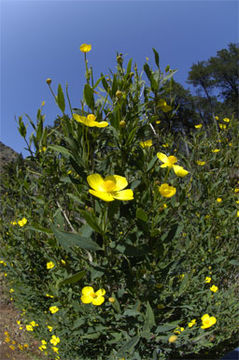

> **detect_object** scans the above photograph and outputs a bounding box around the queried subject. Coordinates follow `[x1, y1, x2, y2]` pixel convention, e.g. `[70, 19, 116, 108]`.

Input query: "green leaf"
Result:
[142, 301, 155, 337]
[57, 84, 65, 113]
[84, 83, 95, 109]
[147, 155, 158, 172]
[136, 208, 148, 222]
[59, 270, 86, 286]
[152, 48, 160, 68]
[156, 320, 179, 333]
[126, 58, 133, 74]
[80, 210, 103, 234]
[51, 225, 101, 252]
[48, 145, 71, 157]
[117, 335, 140, 357]
[144, 63, 152, 80]
[27, 224, 53, 235]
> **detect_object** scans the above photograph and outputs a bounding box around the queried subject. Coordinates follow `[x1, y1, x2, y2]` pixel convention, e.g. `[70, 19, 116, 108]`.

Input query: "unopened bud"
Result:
[46, 78, 52, 85]
[120, 120, 126, 128]
[117, 55, 123, 64]
[108, 297, 115, 303]
[129, 72, 134, 77]
[116, 90, 123, 98]
[168, 335, 178, 343]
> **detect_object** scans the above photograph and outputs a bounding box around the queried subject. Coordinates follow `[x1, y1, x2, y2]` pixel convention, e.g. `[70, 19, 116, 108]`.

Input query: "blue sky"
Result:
[1, 0, 238, 155]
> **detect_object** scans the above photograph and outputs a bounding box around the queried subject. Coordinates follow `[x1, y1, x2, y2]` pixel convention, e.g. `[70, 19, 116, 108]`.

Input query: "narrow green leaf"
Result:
[84, 83, 95, 109]
[136, 208, 148, 222]
[147, 155, 158, 172]
[57, 84, 65, 113]
[48, 145, 71, 157]
[80, 210, 103, 234]
[144, 63, 152, 80]
[117, 335, 140, 356]
[126, 58, 133, 74]
[152, 48, 160, 68]
[51, 225, 101, 252]
[27, 224, 53, 235]
[142, 301, 155, 337]
[59, 270, 86, 286]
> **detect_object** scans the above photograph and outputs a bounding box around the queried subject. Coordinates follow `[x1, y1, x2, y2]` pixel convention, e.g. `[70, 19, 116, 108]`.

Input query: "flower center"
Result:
[103, 180, 116, 192]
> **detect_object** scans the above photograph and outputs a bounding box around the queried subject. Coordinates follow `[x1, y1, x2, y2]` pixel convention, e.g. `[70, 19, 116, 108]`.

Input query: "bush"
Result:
[0, 48, 239, 360]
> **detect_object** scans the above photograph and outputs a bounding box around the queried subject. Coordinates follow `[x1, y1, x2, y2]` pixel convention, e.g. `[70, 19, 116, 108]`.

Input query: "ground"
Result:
[0, 274, 43, 360]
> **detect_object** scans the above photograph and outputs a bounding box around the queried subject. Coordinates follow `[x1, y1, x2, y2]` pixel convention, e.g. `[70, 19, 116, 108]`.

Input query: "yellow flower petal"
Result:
[92, 296, 105, 306]
[157, 152, 170, 164]
[82, 286, 94, 296]
[92, 121, 109, 128]
[87, 174, 105, 191]
[89, 189, 115, 202]
[173, 165, 189, 177]
[81, 295, 93, 304]
[95, 289, 106, 296]
[113, 189, 134, 201]
[109, 175, 128, 191]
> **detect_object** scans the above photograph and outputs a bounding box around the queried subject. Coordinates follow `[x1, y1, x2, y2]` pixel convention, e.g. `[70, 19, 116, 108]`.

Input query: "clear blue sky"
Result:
[1, 0, 238, 155]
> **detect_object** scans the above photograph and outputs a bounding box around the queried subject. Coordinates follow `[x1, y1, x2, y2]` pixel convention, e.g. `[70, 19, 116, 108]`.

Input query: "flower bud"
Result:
[116, 90, 123, 98]
[119, 120, 126, 128]
[46, 78, 52, 85]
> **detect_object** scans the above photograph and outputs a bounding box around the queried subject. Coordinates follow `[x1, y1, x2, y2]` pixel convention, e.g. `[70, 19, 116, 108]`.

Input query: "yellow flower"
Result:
[47, 325, 53, 332]
[157, 152, 189, 177]
[10, 220, 17, 225]
[80, 43, 92, 53]
[216, 198, 222, 203]
[73, 113, 108, 128]
[156, 120, 161, 124]
[195, 124, 202, 129]
[52, 346, 59, 353]
[174, 327, 184, 334]
[87, 174, 134, 202]
[81, 286, 106, 306]
[237, 210, 239, 218]
[223, 117, 230, 122]
[49, 306, 59, 314]
[46, 261, 55, 270]
[212, 149, 220, 153]
[210, 285, 218, 293]
[214, 116, 219, 120]
[41, 101, 45, 107]
[60, 259, 66, 265]
[18, 217, 27, 227]
[234, 188, 239, 193]
[205, 277, 211, 283]
[9, 345, 15, 350]
[188, 319, 196, 328]
[162, 143, 169, 148]
[41, 340, 47, 345]
[179, 274, 185, 280]
[0, 260, 7, 266]
[50, 335, 60, 346]
[30, 321, 38, 327]
[201, 314, 216, 329]
[46, 293, 54, 298]
[5, 337, 11, 343]
[219, 123, 227, 129]
[140, 139, 153, 148]
[158, 99, 172, 112]
[26, 325, 34, 331]
[18, 344, 24, 350]
[168, 335, 178, 343]
[9, 288, 14, 293]
[108, 297, 115, 303]
[159, 184, 176, 198]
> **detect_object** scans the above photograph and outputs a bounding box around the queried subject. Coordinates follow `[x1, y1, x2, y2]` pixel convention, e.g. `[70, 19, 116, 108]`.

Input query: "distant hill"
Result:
[0, 141, 20, 173]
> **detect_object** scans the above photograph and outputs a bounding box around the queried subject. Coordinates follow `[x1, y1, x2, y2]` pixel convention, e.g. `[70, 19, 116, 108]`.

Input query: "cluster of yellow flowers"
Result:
[4, 330, 29, 352]
[11, 217, 27, 227]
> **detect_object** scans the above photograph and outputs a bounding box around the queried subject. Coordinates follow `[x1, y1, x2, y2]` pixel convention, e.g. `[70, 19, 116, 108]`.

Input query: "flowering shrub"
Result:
[0, 47, 239, 360]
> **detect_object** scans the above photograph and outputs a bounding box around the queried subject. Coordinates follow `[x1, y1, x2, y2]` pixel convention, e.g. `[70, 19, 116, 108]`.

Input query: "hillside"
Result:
[0, 142, 20, 173]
